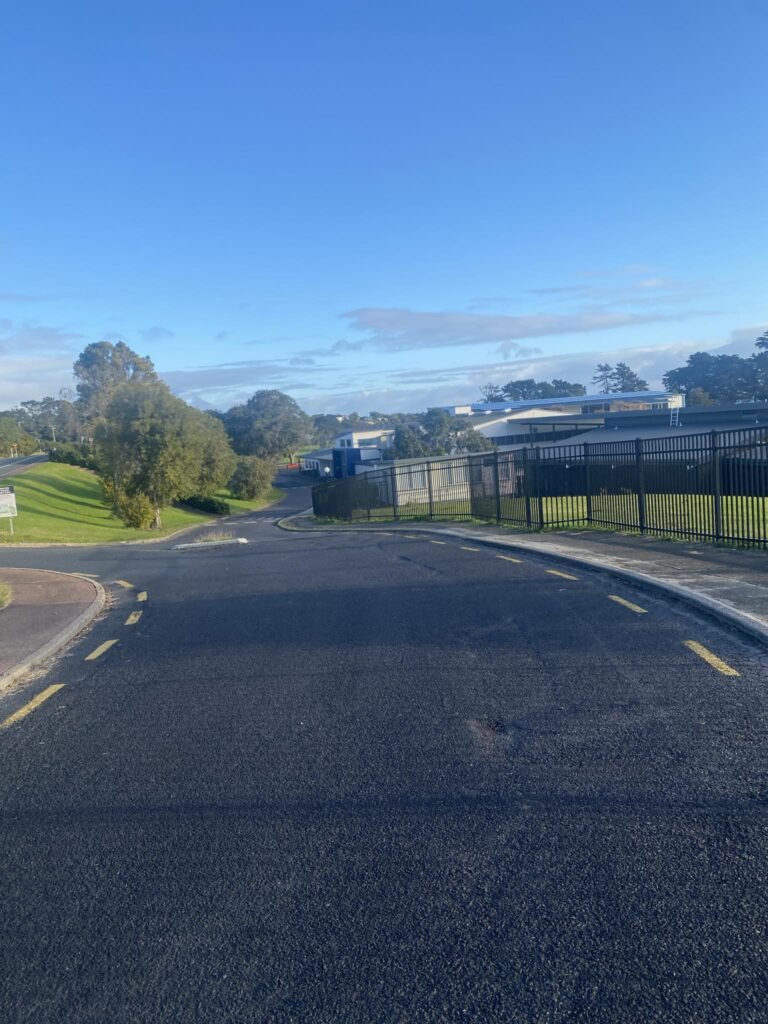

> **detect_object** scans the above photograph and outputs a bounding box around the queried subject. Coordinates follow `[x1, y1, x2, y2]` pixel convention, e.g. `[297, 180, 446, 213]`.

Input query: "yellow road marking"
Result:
[608, 594, 648, 614]
[497, 554, 523, 564]
[136, 591, 148, 602]
[1, 685, 65, 729]
[461, 546, 481, 552]
[114, 580, 134, 589]
[85, 639, 118, 661]
[403, 534, 421, 540]
[430, 540, 447, 545]
[684, 640, 740, 677]
[125, 610, 143, 626]
[546, 569, 578, 580]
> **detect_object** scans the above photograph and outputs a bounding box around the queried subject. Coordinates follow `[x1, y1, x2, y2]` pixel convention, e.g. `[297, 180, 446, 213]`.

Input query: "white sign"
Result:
[0, 486, 17, 518]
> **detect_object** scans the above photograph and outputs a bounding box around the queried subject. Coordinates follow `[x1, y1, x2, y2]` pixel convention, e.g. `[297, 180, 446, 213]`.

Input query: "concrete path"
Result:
[0, 567, 104, 686]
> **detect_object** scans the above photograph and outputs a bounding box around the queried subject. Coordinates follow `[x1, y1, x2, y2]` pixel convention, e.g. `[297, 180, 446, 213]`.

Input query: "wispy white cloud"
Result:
[337, 306, 711, 358]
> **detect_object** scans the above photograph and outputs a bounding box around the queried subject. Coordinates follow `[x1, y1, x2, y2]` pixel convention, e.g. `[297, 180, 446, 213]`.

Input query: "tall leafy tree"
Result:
[391, 425, 428, 459]
[97, 381, 235, 528]
[591, 364, 614, 392]
[74, 341, 158, 419]
[223, 390, 311, 457]
[662, 352, 760, 403]
[609, 363, 649, 392]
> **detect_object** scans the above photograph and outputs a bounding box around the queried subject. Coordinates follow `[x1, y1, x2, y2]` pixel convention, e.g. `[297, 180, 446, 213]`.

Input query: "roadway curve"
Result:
[0, 479, 766, 1023]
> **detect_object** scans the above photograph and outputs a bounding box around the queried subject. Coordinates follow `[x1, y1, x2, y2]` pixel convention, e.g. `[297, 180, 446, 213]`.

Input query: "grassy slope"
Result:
[0, 464, 285, 545]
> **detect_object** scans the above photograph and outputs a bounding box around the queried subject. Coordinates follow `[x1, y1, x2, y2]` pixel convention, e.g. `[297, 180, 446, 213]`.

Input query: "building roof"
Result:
[467, 391, 672, 414]
[300, 448, 334, 460]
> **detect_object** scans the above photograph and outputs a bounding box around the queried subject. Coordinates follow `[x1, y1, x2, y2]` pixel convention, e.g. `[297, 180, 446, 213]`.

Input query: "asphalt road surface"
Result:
[1, 478, 767, 1022]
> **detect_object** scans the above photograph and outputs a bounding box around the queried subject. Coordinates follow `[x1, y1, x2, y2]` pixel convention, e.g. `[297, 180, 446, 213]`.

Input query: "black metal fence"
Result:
[311, 427, 768, 547]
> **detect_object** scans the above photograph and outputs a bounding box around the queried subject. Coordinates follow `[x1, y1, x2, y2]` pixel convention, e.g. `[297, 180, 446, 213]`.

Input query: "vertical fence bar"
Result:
[635, 438, 646, 534]
[391, 465, 399, 521]
[522, 447, 532, 527]
[426, 461, 435, 520]
[492, 450, 502, 524]
[535, 448, 545, 529]
[584, 443, 592, 525]
[711, 431, 722, 541]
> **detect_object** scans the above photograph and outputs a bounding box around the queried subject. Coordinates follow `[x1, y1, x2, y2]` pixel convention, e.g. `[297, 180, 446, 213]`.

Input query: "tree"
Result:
[755, 330, 768, 352]
[479, 383, 504, 402]
[228, 456, 277, 500]
[609, 363, 649, 393]
[501, 378, 540, 401]
[421, 409, 453, 455]
[488, 378, 586, 402]
[391, 425, 428, 460]
[663, 352, 759, 403]
[222, 390, 311, 458]
[0, 416, 37, 456]
[591, 364, 614, 392]
[96, 381, 236, 529]
[549, 379, 587, 397]
[456, 425, 493, 453]
[74, 341, 158, 419]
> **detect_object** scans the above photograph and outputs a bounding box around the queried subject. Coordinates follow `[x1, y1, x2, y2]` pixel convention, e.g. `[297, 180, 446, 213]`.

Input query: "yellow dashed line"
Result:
[684, 640, 740, 677]
[546, 569, 579, 581]
[114, 580, 134, 589]
[498, 554, 523, 564]
[461, 546, 481, 552]
[136, 591, 148, 602]
[608, 594, 648, 615]
[430, 540, 447, 545]
[85, 639, 118, 661]
[1, 685, 65, 729]
[125, 610, 143, 626]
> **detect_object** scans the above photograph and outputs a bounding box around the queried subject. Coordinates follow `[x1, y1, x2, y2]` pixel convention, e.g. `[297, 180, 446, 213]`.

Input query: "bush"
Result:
[182, 494, 231, 515]
[228, 456, 276, 500]
[49, 443, 98, 470]
[113, 490, 155, 529]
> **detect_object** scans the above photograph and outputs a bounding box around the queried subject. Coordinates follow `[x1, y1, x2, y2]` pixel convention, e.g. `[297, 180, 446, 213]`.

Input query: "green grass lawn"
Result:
[0, 464, 286, 545]
[217, 486, 285, 516]
[335, 490, 768, 543]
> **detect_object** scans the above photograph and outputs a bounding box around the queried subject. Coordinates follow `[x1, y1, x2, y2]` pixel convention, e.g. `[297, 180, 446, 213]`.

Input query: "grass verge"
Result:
[0, 463, 215, 545]
[0, 581, 11, 609]
[216, 486, 285, 516]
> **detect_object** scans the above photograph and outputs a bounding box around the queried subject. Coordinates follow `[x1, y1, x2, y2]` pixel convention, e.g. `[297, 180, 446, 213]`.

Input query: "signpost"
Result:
[0, 485, 17, 535]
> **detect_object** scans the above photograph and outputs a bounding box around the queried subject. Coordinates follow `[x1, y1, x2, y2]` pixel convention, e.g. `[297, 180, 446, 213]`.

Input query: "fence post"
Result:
[635, 438, 646, 533]
[390, 465, 399, 521]
[535, 448, 545, 529]
[522, 447, 532, 528]
[426, 459, 435, 519]
[492, 450, 502, 524]
[583, 443, 592, 525]
[711, 430, 722, 541]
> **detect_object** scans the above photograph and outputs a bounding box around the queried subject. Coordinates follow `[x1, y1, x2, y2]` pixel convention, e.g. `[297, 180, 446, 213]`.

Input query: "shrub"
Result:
[113, 490, 155, 529]
[49, 443, 98, 470]
[182, 494, 231, 515]
[228, 456, 276, 500]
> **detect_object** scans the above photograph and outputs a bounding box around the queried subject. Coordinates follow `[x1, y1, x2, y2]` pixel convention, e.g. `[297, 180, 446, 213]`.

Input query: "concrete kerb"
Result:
[0, 570, 106, 692]
[276, 511, 768, 649]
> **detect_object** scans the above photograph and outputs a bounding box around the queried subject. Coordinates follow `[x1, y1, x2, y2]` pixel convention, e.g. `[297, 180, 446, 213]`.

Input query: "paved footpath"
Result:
[0, 568, 103, 686]
[285, 511, 768, 643]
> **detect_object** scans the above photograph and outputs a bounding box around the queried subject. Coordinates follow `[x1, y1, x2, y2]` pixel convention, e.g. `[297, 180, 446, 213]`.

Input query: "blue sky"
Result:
[2, 0, 767, 413]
